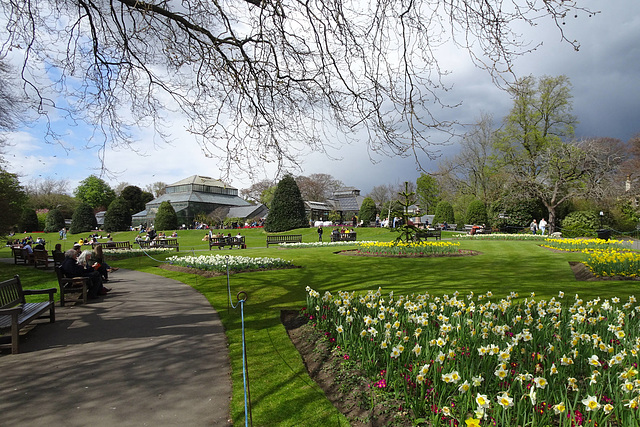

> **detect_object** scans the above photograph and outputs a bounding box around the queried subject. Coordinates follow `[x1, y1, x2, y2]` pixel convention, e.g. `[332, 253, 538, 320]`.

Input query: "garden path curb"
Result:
[0, 268, 232, 426]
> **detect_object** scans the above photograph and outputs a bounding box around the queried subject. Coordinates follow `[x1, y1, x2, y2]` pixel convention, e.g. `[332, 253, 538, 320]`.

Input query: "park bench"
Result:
[12, 247, 34, 265]
[52, 251, 65, 268]
[138, 238, 180, 251]
[33, 249, 54, 269]
[266, 234, 302, 247]
[94, 241, 131, 250]
[0, 275, 57, 354]
[55, 266, 89, 306]
[330, 232, 357, 242]
[209, 236, 246, 250]
[465, 225, 491, 235]
[414, 229, 442, 241]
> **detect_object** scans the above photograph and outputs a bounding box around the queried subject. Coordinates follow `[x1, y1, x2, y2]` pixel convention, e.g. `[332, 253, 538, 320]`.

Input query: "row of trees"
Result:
[0, 171, 170, 235]
[3, 75, 638, 236]
[256, 75, 638, 234]
[433, 75, 639, 233]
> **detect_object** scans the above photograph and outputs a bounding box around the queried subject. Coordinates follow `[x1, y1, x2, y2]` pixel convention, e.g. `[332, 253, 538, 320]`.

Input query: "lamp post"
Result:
[599, 211, 604, 230]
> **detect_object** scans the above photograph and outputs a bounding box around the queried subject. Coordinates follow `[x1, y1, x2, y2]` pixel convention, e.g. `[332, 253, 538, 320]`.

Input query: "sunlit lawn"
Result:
[1, 228, 638, 425]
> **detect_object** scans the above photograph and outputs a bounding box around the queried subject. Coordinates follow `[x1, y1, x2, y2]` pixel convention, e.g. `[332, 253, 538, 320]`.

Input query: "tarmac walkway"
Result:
[0, 268, 232, 426]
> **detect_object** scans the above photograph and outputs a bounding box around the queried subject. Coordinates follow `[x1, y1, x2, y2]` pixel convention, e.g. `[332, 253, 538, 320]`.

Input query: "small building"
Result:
[326, 187, 365, 223]
[304, 201, 332, 222]
[132, 175, 251, 228]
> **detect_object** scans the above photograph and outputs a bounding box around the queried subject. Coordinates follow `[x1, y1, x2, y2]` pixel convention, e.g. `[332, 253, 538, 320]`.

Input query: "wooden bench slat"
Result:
[266, 235, 302, 247]
[209, 236, 245, 250]
[0, 276, 56, 354]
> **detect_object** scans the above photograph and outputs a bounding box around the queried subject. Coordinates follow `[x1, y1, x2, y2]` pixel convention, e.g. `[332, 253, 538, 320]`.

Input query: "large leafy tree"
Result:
[1, 0, 595, 175]
[154, 201, 178, 231]
[496, 76, 624, 232]
[415, 173, 440, 215]
[358, 197, 378, 225]
[0, 168, 27, 235]
[120, 185, 151, 215]
[74, 175, 116, 210]
[264, 175, 307, 232]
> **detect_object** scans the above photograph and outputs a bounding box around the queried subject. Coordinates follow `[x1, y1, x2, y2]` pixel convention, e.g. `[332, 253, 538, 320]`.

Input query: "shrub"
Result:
[465, 200, 488, 225]
[154, 201, 178, 231]
[70, 203, 98, 234]
[44, 209, 65, 232]
[561, 210, 600, 238]
[490, 198, 546, 232]
[264, 174, 307, 232]
[358, 197, 378, 225]
[104, 197, 132, 232]
[432, 201, 455, 225]
[19, 208, 40, 232]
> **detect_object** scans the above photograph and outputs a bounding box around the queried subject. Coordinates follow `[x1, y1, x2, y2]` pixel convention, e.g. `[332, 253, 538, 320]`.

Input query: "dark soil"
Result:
[281, 310, 411, 426]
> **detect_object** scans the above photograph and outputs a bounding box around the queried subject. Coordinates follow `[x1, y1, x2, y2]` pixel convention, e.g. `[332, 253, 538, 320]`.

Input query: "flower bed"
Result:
[585, 250, 640, 279]
[104, 247, 176, 259]
[304, 286, 640, 426]
[540, 238, 630, 252]
[356, 241, 461, 256]
[454, 234, 549, 241]
[166, 254, 293, 273]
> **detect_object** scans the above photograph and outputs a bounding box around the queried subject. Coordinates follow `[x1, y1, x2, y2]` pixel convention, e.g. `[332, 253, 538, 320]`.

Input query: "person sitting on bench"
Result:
[60, 249, 109, 299]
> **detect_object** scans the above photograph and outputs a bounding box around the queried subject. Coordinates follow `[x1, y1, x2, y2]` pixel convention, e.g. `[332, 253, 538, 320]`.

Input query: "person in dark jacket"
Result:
[60, 249, 108, 299]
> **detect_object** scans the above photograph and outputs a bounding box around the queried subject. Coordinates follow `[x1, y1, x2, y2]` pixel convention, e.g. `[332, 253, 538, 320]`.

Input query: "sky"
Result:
[3, 0, 639, 197]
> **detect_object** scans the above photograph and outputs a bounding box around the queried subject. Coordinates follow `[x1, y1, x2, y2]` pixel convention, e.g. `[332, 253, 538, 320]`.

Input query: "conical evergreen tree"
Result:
[104, 197, 132, 232]
[433, 201, 455, 224]
[154, 201, 178, 231]
[264, 175, 307, 232]
[70, 203, 97, 234]
[44, 208, 65, 232]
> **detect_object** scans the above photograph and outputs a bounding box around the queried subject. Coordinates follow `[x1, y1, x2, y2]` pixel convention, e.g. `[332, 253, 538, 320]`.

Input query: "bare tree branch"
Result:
[1, 0, 597, 179]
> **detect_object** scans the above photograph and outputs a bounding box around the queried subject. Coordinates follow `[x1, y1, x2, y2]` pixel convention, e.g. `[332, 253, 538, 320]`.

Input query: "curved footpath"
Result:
[0, 268, 232, 426]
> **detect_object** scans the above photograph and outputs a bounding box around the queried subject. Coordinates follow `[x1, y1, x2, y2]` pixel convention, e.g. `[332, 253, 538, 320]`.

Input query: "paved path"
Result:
[0, 269, 231, 426]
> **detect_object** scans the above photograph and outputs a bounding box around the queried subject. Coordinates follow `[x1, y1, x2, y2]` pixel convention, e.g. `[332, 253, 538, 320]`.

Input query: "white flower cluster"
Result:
[167, 254, 292, 272]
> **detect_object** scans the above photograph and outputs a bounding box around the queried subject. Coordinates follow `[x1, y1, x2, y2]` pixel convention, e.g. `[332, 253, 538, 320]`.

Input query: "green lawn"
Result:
[2, 228, 637, 425]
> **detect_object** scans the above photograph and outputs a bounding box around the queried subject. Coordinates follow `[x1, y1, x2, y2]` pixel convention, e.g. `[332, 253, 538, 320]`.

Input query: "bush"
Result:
[465, 200, 488, 225]
[560, 210, 600, 238]
[264, 174, 307, 232]
[358, 197, 378, 225]
[432, 201, 455, 225]
[70, 203, 97, 234]
[490, 198, 546, 232]
[104, 197, 132, 232]
[44, 209, 65, 232]
[19, 208, 40, 232]
[154, 201, 178, 231]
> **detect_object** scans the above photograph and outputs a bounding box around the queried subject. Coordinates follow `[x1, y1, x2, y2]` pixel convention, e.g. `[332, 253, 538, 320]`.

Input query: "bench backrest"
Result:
[267, 235, 302, 242]
[98, 241, 131, 249]
[33, 249, 49, 258]
[0, 276, 24, 309]
[53, 251, 65, 266]
[12, 247, 26, 257]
